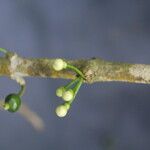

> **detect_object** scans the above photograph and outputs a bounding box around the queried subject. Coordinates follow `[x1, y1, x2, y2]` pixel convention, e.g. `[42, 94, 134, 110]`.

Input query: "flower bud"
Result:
[53, 59, 67, 71]
[56, 87, 65, 97]
[55, 105, 68, 117]
[62, 89, 74, 101]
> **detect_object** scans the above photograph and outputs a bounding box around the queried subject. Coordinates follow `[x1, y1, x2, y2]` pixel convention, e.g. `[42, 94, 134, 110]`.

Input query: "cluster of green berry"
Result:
[53, 59, 84, 117]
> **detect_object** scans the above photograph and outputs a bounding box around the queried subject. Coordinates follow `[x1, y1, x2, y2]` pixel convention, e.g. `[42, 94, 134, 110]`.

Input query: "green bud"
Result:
[55, 105, 68, 117]
[62, 89, 74, 101]
[56, 87, 65, 97]
[53, 59, 67, 71]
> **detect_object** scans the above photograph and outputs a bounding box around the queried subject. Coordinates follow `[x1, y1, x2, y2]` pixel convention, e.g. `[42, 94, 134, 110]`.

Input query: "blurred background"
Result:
[0, 0, 150, 150]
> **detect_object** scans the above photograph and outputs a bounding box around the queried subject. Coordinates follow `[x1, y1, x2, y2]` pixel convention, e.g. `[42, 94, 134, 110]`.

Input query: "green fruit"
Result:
[4, 94, 21, 112]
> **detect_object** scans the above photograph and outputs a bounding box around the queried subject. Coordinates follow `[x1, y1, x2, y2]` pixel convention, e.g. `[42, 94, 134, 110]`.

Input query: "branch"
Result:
[0, 53, 150, 84]
[0, 52, 150, 84]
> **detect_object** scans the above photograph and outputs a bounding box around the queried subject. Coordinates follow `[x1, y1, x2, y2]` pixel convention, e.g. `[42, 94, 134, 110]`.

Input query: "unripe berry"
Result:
[62, 89, 74, 101]
[53, 59, 67, 71]
[55, 105, 68, 117]
[4, 93, 21, 112]
[56, 87, 65, 97]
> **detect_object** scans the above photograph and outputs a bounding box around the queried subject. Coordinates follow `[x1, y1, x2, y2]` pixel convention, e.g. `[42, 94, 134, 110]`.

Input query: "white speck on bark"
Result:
[10, 53, 26, 85]
[10, 53, 21, 70]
